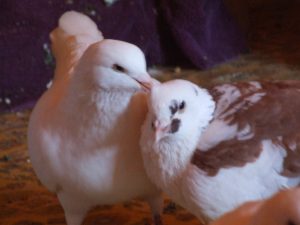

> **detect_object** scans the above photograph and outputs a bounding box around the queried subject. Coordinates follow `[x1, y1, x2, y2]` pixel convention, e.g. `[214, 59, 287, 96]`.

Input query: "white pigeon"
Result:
[140, 79, 300, 223]
[211, 187, 300, 225]
[28, 11, 163, 225]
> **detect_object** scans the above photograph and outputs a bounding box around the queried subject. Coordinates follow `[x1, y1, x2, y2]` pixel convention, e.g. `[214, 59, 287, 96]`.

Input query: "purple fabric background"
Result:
[0, 0, 247, 112]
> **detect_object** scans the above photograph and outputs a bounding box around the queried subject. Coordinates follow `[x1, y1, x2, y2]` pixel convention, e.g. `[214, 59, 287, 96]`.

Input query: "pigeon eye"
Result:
[169, 100, 178, 115]
[112, 64, 126, 73]
[179, 101, 185, 110]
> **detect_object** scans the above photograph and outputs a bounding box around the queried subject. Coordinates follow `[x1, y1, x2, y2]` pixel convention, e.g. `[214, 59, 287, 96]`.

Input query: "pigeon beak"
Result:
[153, 120, 170, 142]
[135, 74, 158, 92]
[139, 80, 152, 92]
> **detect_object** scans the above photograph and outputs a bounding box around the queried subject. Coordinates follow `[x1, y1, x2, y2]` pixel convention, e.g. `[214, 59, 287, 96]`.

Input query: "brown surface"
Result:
[1, 2, 300, 225]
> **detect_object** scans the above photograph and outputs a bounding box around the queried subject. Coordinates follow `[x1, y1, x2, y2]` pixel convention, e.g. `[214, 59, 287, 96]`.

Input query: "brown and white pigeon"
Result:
[211, 187, 300, 225]
[140, 79, 300, 223]
[28, 11, 163, 225]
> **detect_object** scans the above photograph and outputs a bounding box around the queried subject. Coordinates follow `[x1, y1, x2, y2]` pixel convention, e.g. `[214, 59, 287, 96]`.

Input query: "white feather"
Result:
[28, 11, 162, 225]
[140, 79, 300, 223]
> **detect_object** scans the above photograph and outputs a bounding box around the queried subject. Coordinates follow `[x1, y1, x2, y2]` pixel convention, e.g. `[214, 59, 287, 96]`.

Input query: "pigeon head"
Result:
[75, 39, 154, 92]
[148, 79, 215, 142]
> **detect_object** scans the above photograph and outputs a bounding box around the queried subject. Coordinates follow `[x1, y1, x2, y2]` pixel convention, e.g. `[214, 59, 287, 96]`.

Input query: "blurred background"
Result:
[3, 0, 299, 112]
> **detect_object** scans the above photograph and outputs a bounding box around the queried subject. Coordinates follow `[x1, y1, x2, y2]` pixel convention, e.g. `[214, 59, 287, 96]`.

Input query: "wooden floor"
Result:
[1, 2, 300, 225]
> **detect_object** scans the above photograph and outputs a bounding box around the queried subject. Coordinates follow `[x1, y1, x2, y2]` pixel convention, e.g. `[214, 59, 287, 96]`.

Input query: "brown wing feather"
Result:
[192, 80, 300, 177]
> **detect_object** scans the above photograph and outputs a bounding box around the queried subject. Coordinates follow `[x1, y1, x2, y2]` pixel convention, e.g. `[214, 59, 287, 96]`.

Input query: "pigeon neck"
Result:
[153, 87, 216, 184]
[70, 85, 134, 111]
[194, 87, 216, 136]
[95, 89, 135, 112]
[175, 87, 216, 152]
[52, 39, 90, 83]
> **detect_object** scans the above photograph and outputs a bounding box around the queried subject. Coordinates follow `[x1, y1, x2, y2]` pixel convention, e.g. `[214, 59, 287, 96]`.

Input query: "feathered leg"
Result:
[58, 192, 91, 225]
[146, 193, 164, 225]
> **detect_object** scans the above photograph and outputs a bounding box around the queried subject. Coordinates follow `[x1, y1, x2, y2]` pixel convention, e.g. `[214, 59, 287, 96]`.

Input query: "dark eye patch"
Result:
[179, 101, 185, 110]
[112, 64, 126, 73]
[169, 100, 178, 115]
[170, 118, 181, 133]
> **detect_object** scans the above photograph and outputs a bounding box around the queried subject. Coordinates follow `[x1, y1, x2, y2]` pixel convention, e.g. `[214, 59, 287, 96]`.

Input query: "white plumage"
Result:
[28, 11, 162, 225]
[140, 79, 300, 223]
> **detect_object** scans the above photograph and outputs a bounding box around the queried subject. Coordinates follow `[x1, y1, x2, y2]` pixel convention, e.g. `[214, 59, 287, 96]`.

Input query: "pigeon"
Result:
[210, 187, 300, 225]
[140, 79, 300, 223]
[28, 11, 163, 225]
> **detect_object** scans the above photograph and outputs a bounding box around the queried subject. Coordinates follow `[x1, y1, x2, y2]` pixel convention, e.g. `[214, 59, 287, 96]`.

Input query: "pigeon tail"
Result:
[50, 11, 103, 82]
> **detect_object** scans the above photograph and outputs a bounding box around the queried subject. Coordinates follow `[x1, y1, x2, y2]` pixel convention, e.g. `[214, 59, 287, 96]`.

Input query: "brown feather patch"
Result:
[192, 80, 300, 177]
